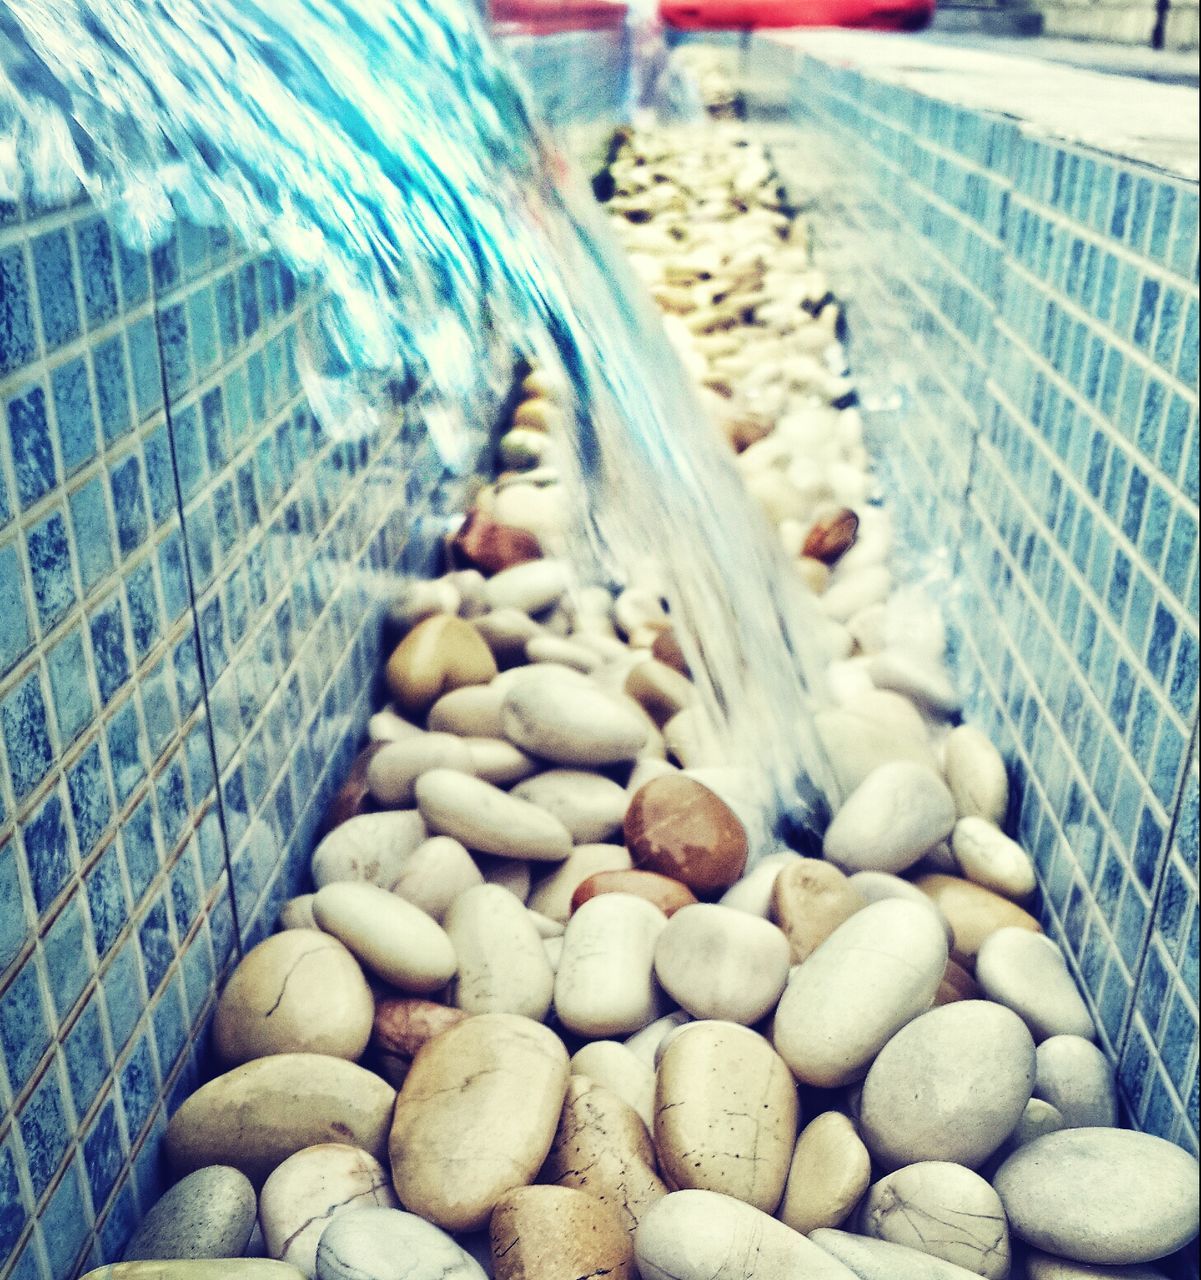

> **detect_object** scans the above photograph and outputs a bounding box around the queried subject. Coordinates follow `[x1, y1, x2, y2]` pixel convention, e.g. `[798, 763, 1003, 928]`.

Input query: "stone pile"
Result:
[91, 57, 1198, 1280]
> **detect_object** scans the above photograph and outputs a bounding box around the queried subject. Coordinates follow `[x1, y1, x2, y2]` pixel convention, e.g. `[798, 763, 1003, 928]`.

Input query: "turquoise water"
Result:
[0, 0, 835, 836]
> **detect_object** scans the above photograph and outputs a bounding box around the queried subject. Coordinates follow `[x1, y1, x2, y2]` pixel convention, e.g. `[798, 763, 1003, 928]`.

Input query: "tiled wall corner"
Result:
[761, 35, 1200, 1163]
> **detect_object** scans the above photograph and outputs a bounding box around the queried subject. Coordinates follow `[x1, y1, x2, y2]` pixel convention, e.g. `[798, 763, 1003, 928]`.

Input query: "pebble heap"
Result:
[91, 57, 1198, 1280]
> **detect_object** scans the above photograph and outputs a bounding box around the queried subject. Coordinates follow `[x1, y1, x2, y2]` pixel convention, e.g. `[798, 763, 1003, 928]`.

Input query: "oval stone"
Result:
[166, 1055, 395, 1185]
[654, 904, 790, 1025]
[772, 900, 947, 1088]
[943, 724, 1009, 824]
[914, 873, 1042, 958]
[976, 928, 1095, 1041]
[810, 1230, 985, 1279]
[311, 810, 428, 890]
[384, 615, 497, 718]
[951, 817, 1037, 900]
[212, 930, 373, 1066]
[770, 859, 865, 962]
[511, 769, 628, 843]
[387, 835, 483, 922]
[823, 762, 956, 875]
[1025, 1251, 1167, 1279]
[443, 884, 554, 1020]
[624, 776, 748, 895]
[85, 1266, 305, 1280]
[501, 676, 648, 766]
[778, 1112, 871, 1235]
[635, 1191, 858, 1280]
[859, 1000, 1035, 1169]
[389, 1014, 569, 1231]
[572, 869, 697, 917]
[371, 998, 468, 1086]
[993, 1128, 1200, 1264]
[490, 1186, 635, 1280]
[624, 659, 696, 727]
[528, 843, 632, 923]
[313, 883, 456, 994]
[259, 1144, 397, 1275]
[315, 1207, 485, 1279]
[655, 1022, 798, 1212]
[124, 1166, 256, 1261]
[415, 769, 572, 862]
[366, 734, 473, 806]
[427, 685, 505, 738]
[1034, 1035, 1118, 1127]
[483, 559, 569, 614]
[719, 851, 802, 918]
[570, 1041, 656, 1130]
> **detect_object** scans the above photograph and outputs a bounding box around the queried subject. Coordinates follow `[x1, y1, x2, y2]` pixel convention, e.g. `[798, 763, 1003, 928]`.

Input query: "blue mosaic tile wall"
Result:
[0, 28, 630, 1280]
[756, 37, 1199, 1159]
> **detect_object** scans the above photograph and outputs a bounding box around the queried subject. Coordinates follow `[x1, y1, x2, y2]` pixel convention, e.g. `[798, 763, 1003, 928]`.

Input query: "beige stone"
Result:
[366, 734, 472, 806]
[415, 769, 572, 862]
[501, 674, 648, 766]
[444, 884, 554, 1019]
[528, 844, 632, 923]
[310, 810, 428, 890]
[914, 873, 1042, 959]
[943, 724, 1008, 824]
[385, 615, 497, 718]
[387, 835, 483, 922]
[951, 817, 1037, 900]
[278, 895, 317, 930]
[389, 1014, 569, 1231]
[427, 684, 505, 737]
[490, 1186, 635, 1279]
[213, 930, 373, 1066]
[511, 769, 627, 843]
[778, 1111, 871, 1234]
[770, 859, 866, 962]
[82, 1266, 306, 1280]
[569, 1041, 656, 1130]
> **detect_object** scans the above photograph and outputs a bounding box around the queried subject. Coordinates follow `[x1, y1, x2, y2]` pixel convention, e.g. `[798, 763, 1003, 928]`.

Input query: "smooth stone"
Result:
[427, 685, 505, 737]
[213, 930, 373, 1066]
[1023, 1251, 1167, 1279]
[463, 736, 542, 786]
[124, 1167, 256, 1261]
[366, 734, 472, 806]
[771, 859, 866, 962]
[778, 1111, 870, 1235]
[259, 1144, 397, 1275]
[452, 509, 543, 577]
[315, 1207, 485, 1279]
[387, 835, 483, 921]
[477, 854, 532, 902]
[483, 559, 570, 613]
[554, 893, 667, 1037]
[656, 1022, 798, 1212]
[511, 769, 627, 842]
[846, 871, 954, 944]
[662, 706, 724, 767]
[415, 769, 572, 862]
[312, 883, 456, 994]
[626, 757, 680, 792]
[543, 1076, 666, 1234]
[385, 615, 497, 717]
[823, 762, 956, 875]
[860, 1161, 1010, 1279]
[444, 884, 554, 1019]
[772, 900, 948, 1088]
[570, 1041, 656, 1130]
[815, 705, 939, 797]
[993, 1128, 1200, 1264]
[371, 998, 469, 1086]
[526, 634, 601, 672]
[387, 578, 461, 631]
[1034, 1035, 1118, 1127]
[718, 851, 802, 917]
[635, 1191, 858, 1280]
[625, 659, 696, 726]
[810, 1229, 986, 1279]
[934, 956, 981, 1006]
[821, 565, 891, 623]
[526, 907, 563, 938]
[389, 1014, 569, 1231]
[868, 651, 962, 717]
[860, 1000, 1035, 1169]
[528, 844, 632, 923]
[988, 1097, 1066, 1168]
[311, 811, 428, 890]
[977, 929, 1096, 1041]
[624, 776, 748, 895]
[317, 744, 384, 838]
[572, 868, 698, 917]
[474, 609, 545, 664]
[915, 873, 1042, 958]
[166, 1055, 395, 1186]
[654, 904, 790, 1025]
[367, 708, 423, 745]
[951, 817, 1037, 900]
[943, 725, 1009, 824]
[651, 628, 689, 675]
[86, 1267, 305, 1280]
[624, 1010, 692, 1069]
[279, 895, 317, 930]
[501, 676, 648, 766]
[490, 1186, 635, 1279]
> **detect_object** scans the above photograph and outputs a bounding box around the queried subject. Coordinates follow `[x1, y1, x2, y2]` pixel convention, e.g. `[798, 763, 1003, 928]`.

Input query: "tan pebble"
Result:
[572, 869, 697, 917]
[427, 684, 505, 737]
[770, 859, 866, 963]
[213, 930, 373, 1066]
[951, 816, 1037, 901]
[934, 956, 980, 1005]
[477, 855, 532, 903]
[384, 615, 497, 718]
[81, 1266, 306, 1279]
[388, 835, 483, 921]
[463, 736, 541, 786]
[389, 1014, 569, 1231]
[914, 873, 1042, 959]
[511, 769, 627, 843]
[570, 1040, 656, 1130]
[526, 635, 601, 672]
[166, 1054, 395, 1186]
[310, 810, 428, 890]
[415, 769, 572, 862]
[490, 1185, 635, 1279]
[278, 895, 316, 930]
[779, 1111, 871, 1235]
[528, 844, 632, 923]
[943, 724, 1009, 824]
[624, 660, 696, 727]
[444, 884, 554, 1019]
[366, 734, 472, 806]
[473, 609, 545, 665]
[452, 509, 543, 577]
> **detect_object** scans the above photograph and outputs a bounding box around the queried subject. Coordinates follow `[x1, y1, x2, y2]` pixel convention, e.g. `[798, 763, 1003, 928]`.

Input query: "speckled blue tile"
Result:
[1, 668, 54, 801]
[31, 230, 81, 352]
[84, 841, 127, 962]
[0, 961, 50, 1093]
[25, 508, 75, 633]
[69, 475, 116, 593]
[45, 624, 95, 746]
[51, 357, 99, 476]
[0, 839, 29, 970]
[0, 247, 37, 377]
[19, 1062, 71, 1199]
[106, 699, 146, 806]
[110, 453, 150, 558]
[6, 385, 57, 511]
[66, 740, 112, 859]
[43, 892, 90, 1019]
[0, 541, 33, 677]
[89, 597, 131, 706]
[92, 335, 133, 446]
[21, 788, 72, 915]
[77, 217, 119, 330]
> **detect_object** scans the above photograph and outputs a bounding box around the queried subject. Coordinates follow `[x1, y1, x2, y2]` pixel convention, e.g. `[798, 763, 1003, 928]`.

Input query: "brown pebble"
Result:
[624, 660, 695, 727]
[914, 873, 1042, 959]
[452, 509, 543, 577]
[317, 743, 384, 839]
[490, 1186, 635, 1280]
[371, 998, 469, 1085]
[934, 956, 981, 1005]
[384, 615, 497, 718]
[571, 869, 698, 918]
[624, 776, 748, 897]
[803, 508, 859, 565]
[723, 414, 773, 453]
[770, 859, 866, 963]
[651, 628, 690, 677]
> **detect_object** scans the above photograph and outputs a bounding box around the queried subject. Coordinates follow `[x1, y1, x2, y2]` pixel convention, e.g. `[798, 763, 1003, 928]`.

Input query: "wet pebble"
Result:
[123, 1166, 257, 1261]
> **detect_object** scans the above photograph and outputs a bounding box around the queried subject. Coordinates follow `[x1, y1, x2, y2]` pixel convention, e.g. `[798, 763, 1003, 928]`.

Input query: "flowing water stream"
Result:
[0, 0, 836, 836]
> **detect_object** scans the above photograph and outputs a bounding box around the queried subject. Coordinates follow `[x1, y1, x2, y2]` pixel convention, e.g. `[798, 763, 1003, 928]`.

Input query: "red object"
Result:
[660, 0, 933, 29]
[491, 0, 629, 33]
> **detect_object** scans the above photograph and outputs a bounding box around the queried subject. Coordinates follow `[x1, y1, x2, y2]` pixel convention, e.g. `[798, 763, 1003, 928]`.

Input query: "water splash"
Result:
[0, 0, 836, 834]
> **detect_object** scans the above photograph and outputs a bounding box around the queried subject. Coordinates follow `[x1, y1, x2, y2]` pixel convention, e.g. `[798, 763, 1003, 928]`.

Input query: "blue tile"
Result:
[18, 1062, 70, 1198]
[117, 240, 150, 311]
[140, 658, 177, 757]
[127, 315, 164, 422]
[31, 229, 81, 350]
[102, 941, 144, 1052]
[159, 304, 192, 401]
[173, 632, 202, 716]
[0, 248, 37, 376]
[170, 403, 207, 502]
[77, 216, 119, 328]
[1177, 295, 1198, 386]
[70, 475, 115, 592]
[93, 334, 133, 445]
[0, 962, 50, 1092]
[124, 560, 161, 660]
[43, 892, 90, 1019]
[188, 289, 219, 379]
[239, 263, 261, 336]
[106, 699, 147, 806]
[64, 993, 111, 1117]
[138, 892, 173, 997]
[110, 453, 150, 557]
[46, 624, 95, 745]
[143, 425, 177, 526]
[151, 234, 181, 292]
[0, 1133, 27, 1264]
[0, 540, 33, 677]
[89, 596, 131, 704]
[99, 1176, 138, 1263]
[156, 757, 189, 854]
[40, 1157, 90, 1280]
[6, 384, 57, 510]
[82, 1097, 124, 1212]
[85, 840, 127, 960]
[67, 739, 112, 858]
[52, 356, 99, 475]
[26, 508, 76, 632]
[158, 531, 190, 623]
[184, 721, 216, 802]
[22, 788, 73, 914]
[0, 838, 28, 970]
[215, 276, 239, 355]
[1, 668, 54, 800]
[151, 976, 187, 1074]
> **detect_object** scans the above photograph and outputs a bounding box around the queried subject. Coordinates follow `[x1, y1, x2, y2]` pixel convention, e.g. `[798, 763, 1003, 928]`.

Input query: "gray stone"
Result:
[124, 1165, 257, 1261]
[315, 1207, 486, 1279]
[1023, 1249, 1169, 1278]
[976, 929, 1095, 1042]
[1034, 1035, 1118, 1128]
[810, 1229, 987, 1278]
